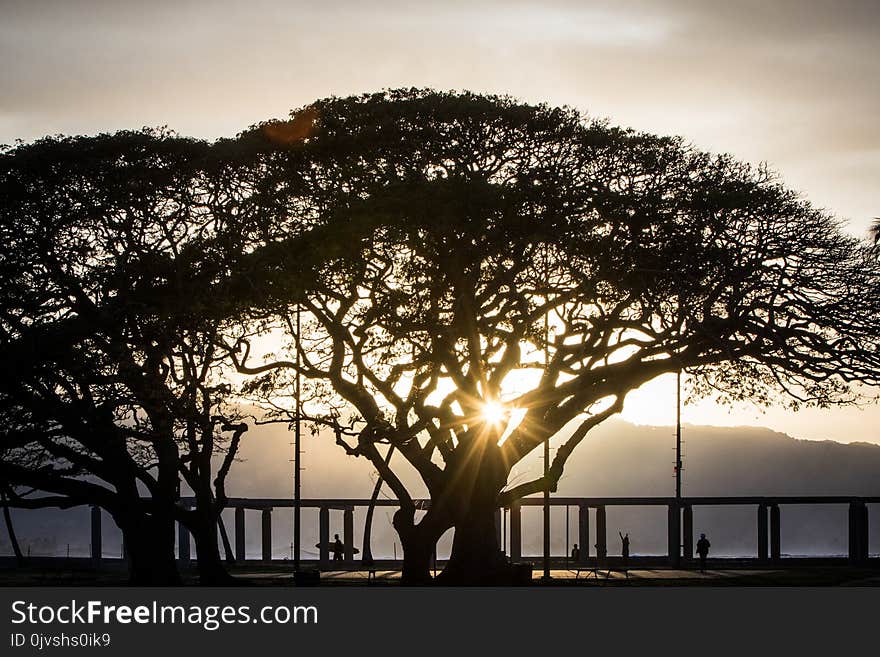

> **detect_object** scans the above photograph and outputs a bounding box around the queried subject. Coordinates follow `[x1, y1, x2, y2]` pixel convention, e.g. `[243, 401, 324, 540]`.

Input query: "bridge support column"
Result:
[682, 504, 693, 561]
[849, 501, 869, 565]
[667, 504, 681, 566]
[343, 507, 354, 563]
[494, 508, 502, 550]
[509, 501, 521, 561]
[178, 520, 191, 563]
[177, 499, 191, 563]
[770, 504, 781, 561]
[261, 509, 272, 562]
[578, 504, 589, 563]
[757, 504, 768, 562]
[90, 505, 102, 564]
[319, 506, 330, 567]
[595, 505, 607, 562]
[235, 507, 246, 563]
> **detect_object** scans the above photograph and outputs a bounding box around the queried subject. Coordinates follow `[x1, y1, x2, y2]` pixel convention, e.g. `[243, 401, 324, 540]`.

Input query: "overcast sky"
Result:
[2, 0, 879, 442]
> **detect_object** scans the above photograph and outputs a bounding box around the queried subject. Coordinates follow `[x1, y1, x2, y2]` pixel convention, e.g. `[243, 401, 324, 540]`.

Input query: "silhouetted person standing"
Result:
[332, 533, 344, 562]
[696, 533, 711, 572]
[570, 543, 580, 562]
[619, 532, 630, 567]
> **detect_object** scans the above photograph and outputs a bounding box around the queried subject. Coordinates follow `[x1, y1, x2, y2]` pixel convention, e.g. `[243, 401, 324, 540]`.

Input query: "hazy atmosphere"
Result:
[7, 420, 879, 560]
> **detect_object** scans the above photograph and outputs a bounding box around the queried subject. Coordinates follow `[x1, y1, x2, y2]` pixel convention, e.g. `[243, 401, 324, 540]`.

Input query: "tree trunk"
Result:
[392, 505, 446, 586]
[189, 513, 236, 585]
[1, 492, 26, 566]
[436, 497, 511, 585]
[362, 446, 395, 565]
[399, 531, 435, 586]
[434, 436, 512, 585]
[118, 512, 181, 585]
[217, 514, 235, 563]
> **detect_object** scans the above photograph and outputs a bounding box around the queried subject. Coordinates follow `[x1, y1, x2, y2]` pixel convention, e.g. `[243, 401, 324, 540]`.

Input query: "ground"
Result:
[1, 560, 879, 586]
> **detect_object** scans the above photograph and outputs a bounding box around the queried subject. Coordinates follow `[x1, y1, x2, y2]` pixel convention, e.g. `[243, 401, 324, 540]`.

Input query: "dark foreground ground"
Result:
[2, 559, 879, 586]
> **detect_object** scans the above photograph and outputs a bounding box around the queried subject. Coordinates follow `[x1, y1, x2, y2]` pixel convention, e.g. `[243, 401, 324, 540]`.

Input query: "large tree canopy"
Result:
[228, 89, 880, 584]
[3, 89, 879, 586]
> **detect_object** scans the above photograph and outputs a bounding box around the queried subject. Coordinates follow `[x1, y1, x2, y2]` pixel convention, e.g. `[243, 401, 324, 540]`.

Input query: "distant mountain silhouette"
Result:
[3, 420, 878, 559]
[553, 420, 880, 498]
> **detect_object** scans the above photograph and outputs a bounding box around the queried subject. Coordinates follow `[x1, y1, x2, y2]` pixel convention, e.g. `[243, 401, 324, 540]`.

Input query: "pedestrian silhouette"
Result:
[570, 543, 580, 561]
[617, 531, 631, 578]
[332, 533, 344, 561]
[696, 533, 711, 572]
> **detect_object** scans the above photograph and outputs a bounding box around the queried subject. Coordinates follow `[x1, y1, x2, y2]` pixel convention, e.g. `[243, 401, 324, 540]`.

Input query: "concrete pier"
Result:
[90, 506, 101, 564]
[770, 504, 781, 561]
[509, 500, 522, 561]
[235, 507, 245, 563]
[343, 507, 354, 562]
[595, 505, 607, 560]
[667, 504, 681, 565]
[849, 501, 869, 564]
[578, 504, 589, 563]
[682, 505, 693, 561]
[261, 509, 272, 562]
[178, 521, 191, 563]
[319, 506, 330, 566]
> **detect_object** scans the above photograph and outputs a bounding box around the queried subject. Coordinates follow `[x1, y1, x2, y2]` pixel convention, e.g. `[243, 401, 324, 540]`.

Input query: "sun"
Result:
[482, 400, 506, 426]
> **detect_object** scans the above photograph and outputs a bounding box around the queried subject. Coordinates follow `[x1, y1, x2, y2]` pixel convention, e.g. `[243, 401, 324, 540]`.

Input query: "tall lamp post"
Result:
[542, 311, 551, 580]
[293, 306, 302, 572]
[675, 370, 682, 501]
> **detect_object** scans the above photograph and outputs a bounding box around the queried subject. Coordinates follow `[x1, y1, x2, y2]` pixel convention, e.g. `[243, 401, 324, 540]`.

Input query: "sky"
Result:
[2, 0, 879, 443]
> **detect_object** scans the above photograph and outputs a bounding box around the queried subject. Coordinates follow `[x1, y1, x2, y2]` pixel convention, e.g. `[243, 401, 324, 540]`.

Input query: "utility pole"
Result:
[675, 370, 682, 500]
[293, 306, 302, 572]
[673, 369, 683, 567]
[542, 311, 551, 580]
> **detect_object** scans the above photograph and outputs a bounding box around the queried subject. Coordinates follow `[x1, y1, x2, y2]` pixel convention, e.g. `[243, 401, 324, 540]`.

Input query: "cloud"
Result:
[0, 0, 877, 230]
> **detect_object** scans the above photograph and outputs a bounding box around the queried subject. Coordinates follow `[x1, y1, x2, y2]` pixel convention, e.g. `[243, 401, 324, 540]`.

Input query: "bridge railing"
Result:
[13, 495, 872, 568]
[159, 495, 874, 569]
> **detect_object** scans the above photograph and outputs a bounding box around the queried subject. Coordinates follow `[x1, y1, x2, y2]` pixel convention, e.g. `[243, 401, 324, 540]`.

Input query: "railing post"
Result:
[578, 503, 590, 563]
[234, 506, 246, 563]
[90, 505, 102, 565]
[178, 520, 191, 563]
[667, 503, 681, 566]
[770, 504, 781, 561]
[319, 506, 330, 567]
[849, 501, 869, 565]
[261, 509, 272, 562]
[595, 505, 607, 561]
[509, 501, 521, 561]
[683, 504, 693, 561]
[757, 504, 768, 562]
[343, 506, 354, 563]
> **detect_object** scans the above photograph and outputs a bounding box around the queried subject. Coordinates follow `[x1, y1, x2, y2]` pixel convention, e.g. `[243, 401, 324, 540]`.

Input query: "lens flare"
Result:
[482, 400, 506, 426]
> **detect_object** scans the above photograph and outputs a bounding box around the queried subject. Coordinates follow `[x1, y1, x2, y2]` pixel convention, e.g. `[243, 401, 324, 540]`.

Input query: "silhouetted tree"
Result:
[0, 130, 261, 583]
[229, 90, 880, 584]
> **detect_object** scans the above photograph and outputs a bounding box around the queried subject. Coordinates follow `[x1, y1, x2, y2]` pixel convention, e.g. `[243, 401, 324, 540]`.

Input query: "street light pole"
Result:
[542, 311, 551, 580]
[675, 370, 682, 500]
[293, 306, 302, 572]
